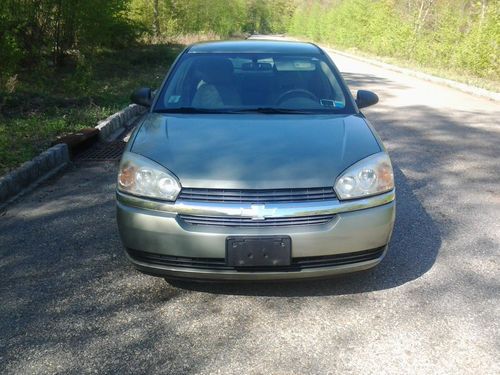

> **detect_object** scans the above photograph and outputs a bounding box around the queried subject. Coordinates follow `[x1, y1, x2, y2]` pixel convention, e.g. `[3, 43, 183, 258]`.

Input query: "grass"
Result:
[0, 43, 184, 176]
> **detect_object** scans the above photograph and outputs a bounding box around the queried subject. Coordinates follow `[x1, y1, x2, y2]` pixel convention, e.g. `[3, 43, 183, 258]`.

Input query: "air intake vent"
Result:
[178, 187, 337, 203]
[127, 247, 385, 271]
[178, 214, 335, 227]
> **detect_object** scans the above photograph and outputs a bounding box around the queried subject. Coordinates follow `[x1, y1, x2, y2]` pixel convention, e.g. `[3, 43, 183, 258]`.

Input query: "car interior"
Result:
[161, 55, 346, 109]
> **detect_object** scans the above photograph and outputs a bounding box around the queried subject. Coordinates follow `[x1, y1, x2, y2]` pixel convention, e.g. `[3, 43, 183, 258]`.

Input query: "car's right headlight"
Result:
[334, 152, 394, 200]
[117, 151, 181, 201]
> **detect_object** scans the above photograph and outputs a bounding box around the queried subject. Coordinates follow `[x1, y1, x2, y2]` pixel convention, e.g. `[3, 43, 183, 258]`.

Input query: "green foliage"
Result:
[0, 0, 140, 114]
[288, 0, 499, 81]
[0, 0, 299, 101]
[0, 0, 137, 67]
[0, 43, 182, 175]
[128, 0, 295, 38]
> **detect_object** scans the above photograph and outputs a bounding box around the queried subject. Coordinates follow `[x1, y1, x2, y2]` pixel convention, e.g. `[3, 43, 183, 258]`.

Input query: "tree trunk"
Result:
[153, 0, 160, 37]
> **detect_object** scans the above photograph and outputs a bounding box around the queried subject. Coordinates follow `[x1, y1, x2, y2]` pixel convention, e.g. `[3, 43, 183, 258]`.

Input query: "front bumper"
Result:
[116, 190, 395, 280]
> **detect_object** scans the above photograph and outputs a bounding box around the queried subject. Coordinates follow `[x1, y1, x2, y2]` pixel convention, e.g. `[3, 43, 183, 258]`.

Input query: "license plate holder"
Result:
[226, 236, 291, 267]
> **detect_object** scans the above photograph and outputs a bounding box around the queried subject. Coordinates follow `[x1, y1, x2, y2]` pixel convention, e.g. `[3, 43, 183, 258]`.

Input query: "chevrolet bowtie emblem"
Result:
[241, 204, 277, 220]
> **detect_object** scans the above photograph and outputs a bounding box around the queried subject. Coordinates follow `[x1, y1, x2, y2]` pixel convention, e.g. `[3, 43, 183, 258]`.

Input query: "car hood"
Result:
[130, 113, 380, 189]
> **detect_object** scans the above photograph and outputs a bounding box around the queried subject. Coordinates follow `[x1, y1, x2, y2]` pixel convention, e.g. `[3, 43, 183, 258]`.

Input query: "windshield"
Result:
[154, 52, 354, 114]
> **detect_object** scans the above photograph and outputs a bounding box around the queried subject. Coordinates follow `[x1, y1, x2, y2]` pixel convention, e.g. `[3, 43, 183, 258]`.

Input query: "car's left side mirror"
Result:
[356, 90, 379, 109]
[131, 87, 153, 107]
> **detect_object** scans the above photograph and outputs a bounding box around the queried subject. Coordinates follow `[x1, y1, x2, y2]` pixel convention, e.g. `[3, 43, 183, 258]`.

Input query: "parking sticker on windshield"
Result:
[320, 99, 336, 108]
[168, 95, 181, 103]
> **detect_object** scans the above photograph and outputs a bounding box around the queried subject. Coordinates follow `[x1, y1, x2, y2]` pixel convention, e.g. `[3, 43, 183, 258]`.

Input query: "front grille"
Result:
[178, 187, 337, 203]
[178, 214, 335, 227]
[127, 246, 385, 272]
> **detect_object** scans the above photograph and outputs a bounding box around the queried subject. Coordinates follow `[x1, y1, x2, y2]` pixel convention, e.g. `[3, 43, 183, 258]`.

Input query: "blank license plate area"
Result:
[226, 236, 291, 267]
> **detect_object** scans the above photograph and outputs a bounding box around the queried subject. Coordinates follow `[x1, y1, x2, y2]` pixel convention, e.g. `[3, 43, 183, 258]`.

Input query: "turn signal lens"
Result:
[118, 164, 136, 188]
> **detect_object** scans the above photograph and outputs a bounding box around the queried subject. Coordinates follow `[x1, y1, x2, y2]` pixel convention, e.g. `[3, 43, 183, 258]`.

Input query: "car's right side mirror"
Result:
[131, 87, 153, 107]
[356, 90, 379, 109]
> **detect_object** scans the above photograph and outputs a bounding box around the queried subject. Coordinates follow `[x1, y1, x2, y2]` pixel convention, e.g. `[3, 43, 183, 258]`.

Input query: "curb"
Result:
[324, 47, 499, 102]
[96, 104, 146, 141]
[0, 103, 147, 208]
[0, 144, 70, 209]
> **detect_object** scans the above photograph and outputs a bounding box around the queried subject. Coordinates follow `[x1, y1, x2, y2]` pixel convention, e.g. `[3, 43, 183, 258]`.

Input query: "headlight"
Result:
[117, 151, 181, 201]
[334, 152, 394, 200]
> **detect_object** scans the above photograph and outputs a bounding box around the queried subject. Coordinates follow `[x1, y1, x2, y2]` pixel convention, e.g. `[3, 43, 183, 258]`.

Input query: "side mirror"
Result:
[131, 87, 153, 107]
[356, 90, 379, 109]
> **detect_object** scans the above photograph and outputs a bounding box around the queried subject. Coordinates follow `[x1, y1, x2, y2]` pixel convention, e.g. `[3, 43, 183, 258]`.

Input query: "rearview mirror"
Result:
[356, 90, 379, 109]
[241, 62, 273, 71]
[131, 87, 153, 107]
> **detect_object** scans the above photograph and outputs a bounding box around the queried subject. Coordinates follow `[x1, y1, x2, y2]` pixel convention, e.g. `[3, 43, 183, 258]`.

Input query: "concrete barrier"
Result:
[0, 144, 70, 208]
[0, 103, 147, 208]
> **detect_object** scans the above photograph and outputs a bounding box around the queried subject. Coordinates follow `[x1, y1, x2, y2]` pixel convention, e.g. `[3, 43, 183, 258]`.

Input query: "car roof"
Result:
[187, 40, 323, 55]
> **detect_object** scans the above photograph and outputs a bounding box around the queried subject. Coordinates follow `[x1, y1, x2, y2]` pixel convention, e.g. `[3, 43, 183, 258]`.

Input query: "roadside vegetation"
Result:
[0, 0, 498, 175]
[288, 0, 499, 90]
[0, 44, 182, 175]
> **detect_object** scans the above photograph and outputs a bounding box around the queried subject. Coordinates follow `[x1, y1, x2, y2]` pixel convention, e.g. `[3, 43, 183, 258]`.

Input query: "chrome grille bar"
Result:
[179, 214, 335, 227]
[179, 187, 337, 203]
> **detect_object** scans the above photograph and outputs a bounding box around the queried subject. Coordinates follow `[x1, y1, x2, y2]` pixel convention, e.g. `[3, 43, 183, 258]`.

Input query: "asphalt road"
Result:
[1, 41, 499, 374]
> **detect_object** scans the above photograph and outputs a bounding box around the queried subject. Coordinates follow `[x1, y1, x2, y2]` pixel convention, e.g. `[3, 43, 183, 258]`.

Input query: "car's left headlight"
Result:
[117, 151, 181, 201]
[334, 152, 394, 200]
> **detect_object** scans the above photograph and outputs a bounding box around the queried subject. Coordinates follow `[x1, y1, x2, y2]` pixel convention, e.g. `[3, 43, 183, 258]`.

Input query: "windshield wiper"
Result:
[230, 107, 315, 114]
[154, 107, 319, 114]
[154, 107, 233, 114]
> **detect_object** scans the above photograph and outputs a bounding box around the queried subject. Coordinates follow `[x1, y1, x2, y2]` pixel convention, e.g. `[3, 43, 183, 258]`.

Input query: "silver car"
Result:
[116, 40, 395, 281]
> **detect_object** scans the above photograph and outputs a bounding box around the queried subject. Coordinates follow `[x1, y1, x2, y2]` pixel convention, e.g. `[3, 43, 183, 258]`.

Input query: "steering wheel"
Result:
[276, 89, 318, 105]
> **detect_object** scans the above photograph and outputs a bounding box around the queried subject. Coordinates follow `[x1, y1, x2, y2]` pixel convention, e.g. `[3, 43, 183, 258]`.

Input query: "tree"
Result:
[153, 0, 161, 37]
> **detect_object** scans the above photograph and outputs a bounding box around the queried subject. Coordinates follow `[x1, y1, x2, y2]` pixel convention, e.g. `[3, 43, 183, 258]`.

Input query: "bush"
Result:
[288, 0, 499, 83]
